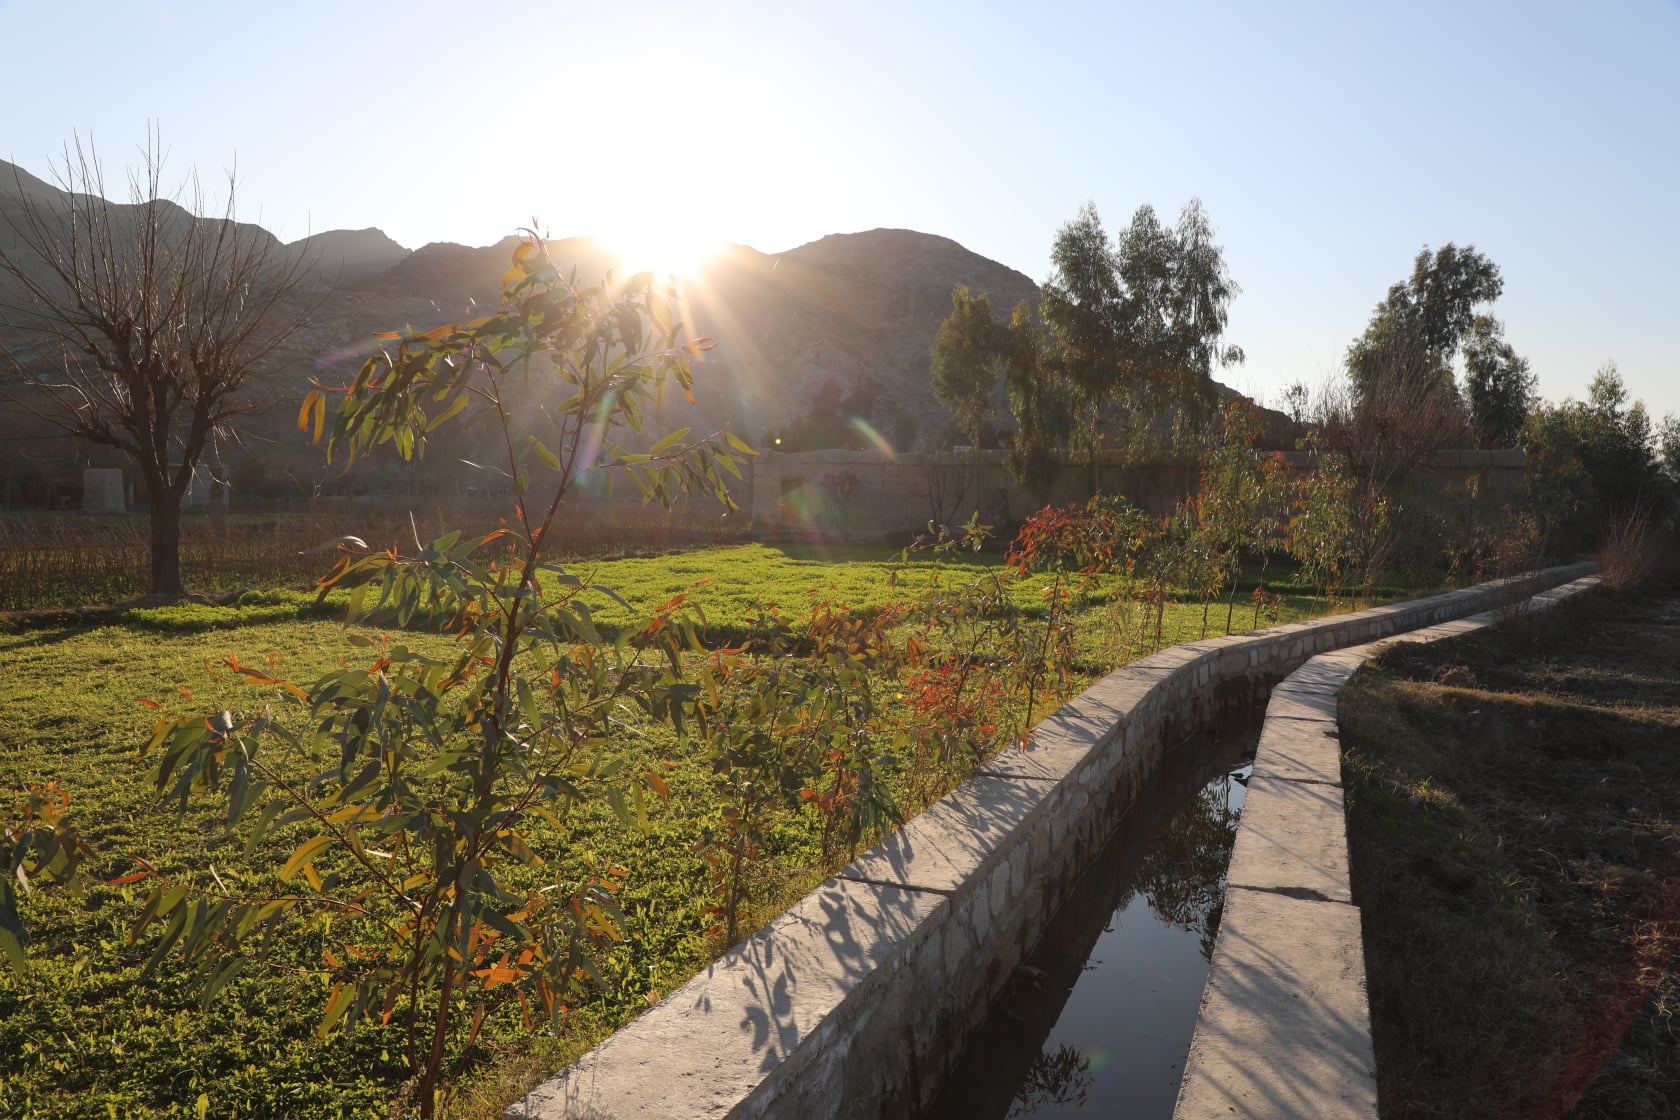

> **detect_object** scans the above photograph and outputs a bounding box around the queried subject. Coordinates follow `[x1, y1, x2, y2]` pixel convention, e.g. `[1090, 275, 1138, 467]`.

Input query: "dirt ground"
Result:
[1340, 582, 1680, 1119]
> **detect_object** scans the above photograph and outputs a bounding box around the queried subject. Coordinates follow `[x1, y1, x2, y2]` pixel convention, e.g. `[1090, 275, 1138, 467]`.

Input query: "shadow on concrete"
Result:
[1175, 886, 1375, 1118]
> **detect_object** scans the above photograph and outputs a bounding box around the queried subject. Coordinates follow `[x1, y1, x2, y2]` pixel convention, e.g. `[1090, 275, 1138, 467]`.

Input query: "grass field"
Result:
[0, 540, 1397, 1118]
[0, 507, 752, 612]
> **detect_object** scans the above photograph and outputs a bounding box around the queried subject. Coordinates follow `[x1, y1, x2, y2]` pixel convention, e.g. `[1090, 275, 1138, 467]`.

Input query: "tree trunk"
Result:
[146, 475, 184, 595]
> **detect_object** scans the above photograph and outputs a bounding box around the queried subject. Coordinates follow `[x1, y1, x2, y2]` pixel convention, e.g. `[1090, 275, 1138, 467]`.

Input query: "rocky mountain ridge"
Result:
[3, 155, 1041, 458]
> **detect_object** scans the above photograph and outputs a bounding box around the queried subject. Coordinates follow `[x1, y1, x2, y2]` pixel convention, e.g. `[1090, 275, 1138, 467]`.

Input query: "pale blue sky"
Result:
[2, 0, 1675, 417]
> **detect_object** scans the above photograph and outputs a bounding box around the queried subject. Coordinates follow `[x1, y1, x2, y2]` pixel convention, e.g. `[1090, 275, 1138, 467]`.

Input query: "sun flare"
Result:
[608, 223, 724, 280]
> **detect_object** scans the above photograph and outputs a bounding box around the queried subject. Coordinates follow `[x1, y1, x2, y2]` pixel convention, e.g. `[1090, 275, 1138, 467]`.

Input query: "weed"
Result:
[1599, 509, 1664, 592]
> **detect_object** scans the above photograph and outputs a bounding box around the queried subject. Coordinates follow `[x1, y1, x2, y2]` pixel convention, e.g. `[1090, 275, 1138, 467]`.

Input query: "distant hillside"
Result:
[275, 226, 1043, 450]
[284, 228, 410, 284]
[0, 158, 74, 207]
[671, 230, 1041, 445]
[2, 157, 1287, 508]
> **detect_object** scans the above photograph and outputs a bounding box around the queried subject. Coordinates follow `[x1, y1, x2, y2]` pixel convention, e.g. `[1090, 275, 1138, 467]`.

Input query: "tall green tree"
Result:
[1461, 315, 1536, 448]
[1658, 412, 1680, 485]
[999, 299, 1068, 499]
[1040, 199, 1243, 462]
[1523, 362, 1666, 549]
[929, 283, 1003, 448]
[1121, 198, 1245, 389]
[1346, 243, 1502, 402]
[928, 198, 1241, 494]
[1040, 202, 1126, 458]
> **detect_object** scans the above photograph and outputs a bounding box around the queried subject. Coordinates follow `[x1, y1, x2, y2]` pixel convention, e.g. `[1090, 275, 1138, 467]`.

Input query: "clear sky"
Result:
[2, 0, 1675, 418]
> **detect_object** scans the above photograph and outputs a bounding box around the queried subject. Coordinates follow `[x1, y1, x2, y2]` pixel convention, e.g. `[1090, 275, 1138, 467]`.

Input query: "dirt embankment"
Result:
[1341, 585, 1680, 1119]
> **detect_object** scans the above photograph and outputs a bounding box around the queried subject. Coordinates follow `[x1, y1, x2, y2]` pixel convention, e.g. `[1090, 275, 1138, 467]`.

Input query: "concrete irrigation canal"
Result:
[923, 715, 1259, 1118]
[508, 564, 1597, 1120]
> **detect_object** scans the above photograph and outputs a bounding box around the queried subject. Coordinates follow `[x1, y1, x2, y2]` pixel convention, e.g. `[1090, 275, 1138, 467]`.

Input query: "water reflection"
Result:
[1135, 774, 1242, 963]
[924, 717, 1256, 1120]
[1010, 1044, 1095, 1116]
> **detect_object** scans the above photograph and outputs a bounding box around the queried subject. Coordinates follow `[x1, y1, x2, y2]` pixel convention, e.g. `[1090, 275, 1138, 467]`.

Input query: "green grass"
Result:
[0, 542, 1416, 1118]
[0, 619, 759, 1119]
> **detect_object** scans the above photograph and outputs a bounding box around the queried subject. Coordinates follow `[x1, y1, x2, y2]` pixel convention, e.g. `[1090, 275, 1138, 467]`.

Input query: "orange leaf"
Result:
[134, 698, 161, 709]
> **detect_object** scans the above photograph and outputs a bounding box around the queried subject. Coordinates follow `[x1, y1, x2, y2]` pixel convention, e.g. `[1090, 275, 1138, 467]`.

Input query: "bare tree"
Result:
[0, 136, 312, 595]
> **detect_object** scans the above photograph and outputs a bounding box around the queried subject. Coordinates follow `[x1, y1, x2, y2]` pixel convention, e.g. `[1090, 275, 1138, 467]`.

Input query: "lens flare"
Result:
[849, 416, 896, 460]
[573, 390, 615, 482]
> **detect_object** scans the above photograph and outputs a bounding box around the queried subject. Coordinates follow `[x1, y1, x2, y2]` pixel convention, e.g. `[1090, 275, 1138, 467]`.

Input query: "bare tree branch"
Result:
[0, 131, 317, 594]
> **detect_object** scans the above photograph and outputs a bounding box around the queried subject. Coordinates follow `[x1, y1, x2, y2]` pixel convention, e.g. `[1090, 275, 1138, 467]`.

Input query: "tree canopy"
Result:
[929, 283, 1004, 449]
[1523, 362, 1670, 549]
[1040, 199, 1243, 460]
[929, 197, 1242, 492]
[1342, 243, 1546, 455]
[1345, 243, 1502, 401]
[1462, 315, 1537, 448]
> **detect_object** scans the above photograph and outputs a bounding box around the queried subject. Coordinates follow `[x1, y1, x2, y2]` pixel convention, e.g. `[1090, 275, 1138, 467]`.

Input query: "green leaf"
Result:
[530, 437, 564, 471]
[425, 392, 470, 432]
[201, 956, 243, 1009]
[538, 563, 582, 588]
[281, 836, 334, 883]
[649, 427, 691, 456]
[141, 902, 190, 976]
[317, 982, 356, 1039]
[604, 787, 630, 827]
[0, 904, 27, 976]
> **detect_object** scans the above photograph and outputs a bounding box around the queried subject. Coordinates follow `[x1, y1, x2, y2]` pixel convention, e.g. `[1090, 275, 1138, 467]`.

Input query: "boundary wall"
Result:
[511, 562, 1592, 1120]
[750, 448, 1526, 542]
[1174, 572, 1601, 1119]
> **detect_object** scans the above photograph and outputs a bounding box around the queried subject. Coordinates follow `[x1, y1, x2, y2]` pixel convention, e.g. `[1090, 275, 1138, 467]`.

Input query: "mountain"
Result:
[272, 226, 1040, 451]
[0, 158, 74, 207]
[3, 157, 1284, 505]
[284, 228, 410, 284]
[668, 230, 1041, 445]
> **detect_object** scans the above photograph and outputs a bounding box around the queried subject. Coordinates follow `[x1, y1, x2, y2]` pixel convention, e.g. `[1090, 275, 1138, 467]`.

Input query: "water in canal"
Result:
[924, 715, 1260, 1119]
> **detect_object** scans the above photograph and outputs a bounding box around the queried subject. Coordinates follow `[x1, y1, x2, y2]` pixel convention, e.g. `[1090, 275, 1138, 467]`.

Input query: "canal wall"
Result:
[1173, 572, 1601, 1120]
[510, 562, 1593, 1120]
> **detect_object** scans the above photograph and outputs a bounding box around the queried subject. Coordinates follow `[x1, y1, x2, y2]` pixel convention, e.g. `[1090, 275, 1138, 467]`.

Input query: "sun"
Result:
[608, 222, 724, 280]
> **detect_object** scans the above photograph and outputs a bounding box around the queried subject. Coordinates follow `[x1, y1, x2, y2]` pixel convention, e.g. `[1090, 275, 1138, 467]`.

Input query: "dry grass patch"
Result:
[1341, 586, 1680, 1119]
